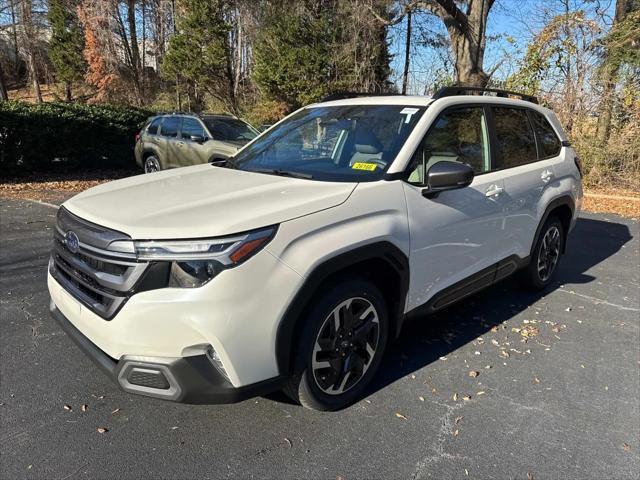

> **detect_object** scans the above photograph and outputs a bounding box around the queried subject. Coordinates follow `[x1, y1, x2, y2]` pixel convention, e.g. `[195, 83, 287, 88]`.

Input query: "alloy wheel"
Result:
[537, 225, 561, 282]
[311, 297, 380, 395]
[144, 157, 161, 173]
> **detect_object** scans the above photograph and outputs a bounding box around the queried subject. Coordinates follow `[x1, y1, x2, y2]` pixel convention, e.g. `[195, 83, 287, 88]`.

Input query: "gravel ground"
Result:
[1, 197, 638, 480]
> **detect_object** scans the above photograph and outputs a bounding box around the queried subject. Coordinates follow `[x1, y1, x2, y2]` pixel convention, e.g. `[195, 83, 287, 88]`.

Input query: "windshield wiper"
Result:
[247, 167, 314, 180]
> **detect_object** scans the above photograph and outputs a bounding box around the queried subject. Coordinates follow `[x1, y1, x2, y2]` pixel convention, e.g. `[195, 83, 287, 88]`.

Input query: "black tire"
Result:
[283, 277, 389, 411]
[520, 215, 564, 290]
[143, 155, 162, 173]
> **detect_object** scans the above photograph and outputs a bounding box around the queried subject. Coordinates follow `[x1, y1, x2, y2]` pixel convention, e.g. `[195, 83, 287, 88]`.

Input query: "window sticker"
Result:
[400, 107, 420, 124]
[351, 162, 378, 171]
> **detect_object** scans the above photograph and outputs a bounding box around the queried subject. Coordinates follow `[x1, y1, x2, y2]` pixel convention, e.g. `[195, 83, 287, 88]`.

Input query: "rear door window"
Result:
[160, 117, 180, 138]
[492, 107, 537, 169]
[181, 117, 205, 139]
[529, 111, 561, 158]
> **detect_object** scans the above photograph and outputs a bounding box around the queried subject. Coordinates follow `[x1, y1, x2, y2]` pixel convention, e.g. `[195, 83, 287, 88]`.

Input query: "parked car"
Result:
[134, 113, 259, 173]
[49, 87, 583, 411]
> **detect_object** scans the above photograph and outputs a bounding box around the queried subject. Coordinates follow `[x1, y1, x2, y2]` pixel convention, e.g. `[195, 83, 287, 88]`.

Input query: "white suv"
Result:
[48, 88, 583, 411]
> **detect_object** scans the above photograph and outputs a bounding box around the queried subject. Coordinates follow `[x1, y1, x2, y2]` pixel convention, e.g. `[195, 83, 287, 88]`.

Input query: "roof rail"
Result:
[433, 86, 538, 104]
[320, 91, 403, 102]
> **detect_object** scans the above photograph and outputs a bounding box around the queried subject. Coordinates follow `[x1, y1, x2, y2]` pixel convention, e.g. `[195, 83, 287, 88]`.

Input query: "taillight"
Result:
[574, 155, 583, 178]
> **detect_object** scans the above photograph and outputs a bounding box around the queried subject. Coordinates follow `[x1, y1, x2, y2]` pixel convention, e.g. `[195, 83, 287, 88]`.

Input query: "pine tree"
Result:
[161, 0, 237, 113]
[48, 0, 86, 101]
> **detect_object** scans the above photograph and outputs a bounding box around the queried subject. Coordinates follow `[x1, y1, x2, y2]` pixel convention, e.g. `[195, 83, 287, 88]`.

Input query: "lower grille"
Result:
[50, 207, 150, 320]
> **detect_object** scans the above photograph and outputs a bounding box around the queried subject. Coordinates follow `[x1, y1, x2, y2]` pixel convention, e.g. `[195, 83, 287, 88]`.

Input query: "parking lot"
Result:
[1, 196, 638, 479]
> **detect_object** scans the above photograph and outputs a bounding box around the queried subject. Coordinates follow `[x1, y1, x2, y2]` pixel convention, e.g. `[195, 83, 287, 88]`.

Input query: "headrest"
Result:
[354, 143, 381, 154]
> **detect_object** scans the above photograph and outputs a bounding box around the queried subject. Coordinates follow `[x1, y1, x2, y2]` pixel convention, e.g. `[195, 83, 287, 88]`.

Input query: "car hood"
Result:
[63, 164, 356, 239]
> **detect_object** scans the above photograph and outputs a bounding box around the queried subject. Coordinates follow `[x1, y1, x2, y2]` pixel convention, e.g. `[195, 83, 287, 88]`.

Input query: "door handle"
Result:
[485, 184, 504, 197]
[176, 141, 185, 147]
[541, 169, 554, 183]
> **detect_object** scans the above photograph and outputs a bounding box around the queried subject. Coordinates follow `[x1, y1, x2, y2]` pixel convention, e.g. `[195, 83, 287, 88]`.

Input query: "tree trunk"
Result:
[20, 0, 43, 103]
[422, 0, 494, 87]
[596, 0, 628, 144]
[402, 9, 412, 94]
[126, 0, 143, 104]
[65, 81, 72, 102]
[0, 62, 9, 101]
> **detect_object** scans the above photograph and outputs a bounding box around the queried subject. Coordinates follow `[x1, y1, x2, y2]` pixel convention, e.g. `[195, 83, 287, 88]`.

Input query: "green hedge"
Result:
[0, 101, 153, 175]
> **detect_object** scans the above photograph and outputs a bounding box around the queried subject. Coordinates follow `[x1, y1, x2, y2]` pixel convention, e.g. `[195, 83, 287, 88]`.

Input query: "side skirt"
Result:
[405, 255, 530, 319]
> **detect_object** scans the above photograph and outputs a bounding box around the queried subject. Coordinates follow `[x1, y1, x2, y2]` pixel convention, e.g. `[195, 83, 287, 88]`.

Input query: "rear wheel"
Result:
[284, 278, 389, 411]
[144, 155, 162, 173]
[521, 216, 564, 289]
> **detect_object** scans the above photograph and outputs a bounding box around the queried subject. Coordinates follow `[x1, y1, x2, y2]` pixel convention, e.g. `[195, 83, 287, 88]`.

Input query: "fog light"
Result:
[206, 345, 230, 382]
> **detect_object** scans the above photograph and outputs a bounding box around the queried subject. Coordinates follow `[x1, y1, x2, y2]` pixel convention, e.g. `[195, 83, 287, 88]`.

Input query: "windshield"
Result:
[231, 105, 425, 182]
[203, 117, 258, 144]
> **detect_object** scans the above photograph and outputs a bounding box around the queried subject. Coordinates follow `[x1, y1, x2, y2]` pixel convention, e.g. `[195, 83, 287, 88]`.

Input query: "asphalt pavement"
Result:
[1, 197, 638, 479]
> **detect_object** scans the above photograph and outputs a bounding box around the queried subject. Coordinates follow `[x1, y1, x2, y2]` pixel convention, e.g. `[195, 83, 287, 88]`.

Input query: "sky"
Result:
[387, 0, 617, 93]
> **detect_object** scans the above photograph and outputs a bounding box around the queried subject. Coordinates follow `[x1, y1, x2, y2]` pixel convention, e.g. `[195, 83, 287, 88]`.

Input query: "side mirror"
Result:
[422, 161, 474, 198]
[190, 134, 206, 143]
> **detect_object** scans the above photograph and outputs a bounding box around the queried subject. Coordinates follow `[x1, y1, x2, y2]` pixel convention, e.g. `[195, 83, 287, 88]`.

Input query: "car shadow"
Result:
[266, 216, 633, 406]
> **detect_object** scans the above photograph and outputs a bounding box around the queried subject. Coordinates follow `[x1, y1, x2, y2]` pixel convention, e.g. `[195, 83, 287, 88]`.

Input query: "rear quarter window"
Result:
[530, 110, 561, 158]
[147, 117, 162, 135]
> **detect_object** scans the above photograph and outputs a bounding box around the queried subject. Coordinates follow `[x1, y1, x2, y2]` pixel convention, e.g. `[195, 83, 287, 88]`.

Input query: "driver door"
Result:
[402, 105, 509, 311]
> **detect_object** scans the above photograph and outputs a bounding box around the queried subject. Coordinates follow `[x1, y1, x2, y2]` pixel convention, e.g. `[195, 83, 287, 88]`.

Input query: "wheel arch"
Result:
[532, 195, 575, 256]
[275, 241, 409, 376]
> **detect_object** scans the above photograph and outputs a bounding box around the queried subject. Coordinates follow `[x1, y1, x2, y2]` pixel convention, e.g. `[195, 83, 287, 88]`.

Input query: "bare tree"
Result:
[18, 0, 42, 102]
[596, 0, 631, 143]
[0, 61, 8, 100]
[370, 0, 495, 87]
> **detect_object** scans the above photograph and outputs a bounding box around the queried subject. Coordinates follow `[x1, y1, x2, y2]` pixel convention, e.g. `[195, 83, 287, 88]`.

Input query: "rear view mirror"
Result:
[423, 161, 474, 198]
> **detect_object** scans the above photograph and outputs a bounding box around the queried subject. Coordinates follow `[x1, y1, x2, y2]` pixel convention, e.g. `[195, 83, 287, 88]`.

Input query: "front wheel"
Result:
[521, 216, 564, 290]
[284, 278, 389, 411]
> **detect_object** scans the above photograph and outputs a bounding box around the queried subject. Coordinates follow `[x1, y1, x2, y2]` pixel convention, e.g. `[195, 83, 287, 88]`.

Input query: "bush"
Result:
[0, 101, 153, 176]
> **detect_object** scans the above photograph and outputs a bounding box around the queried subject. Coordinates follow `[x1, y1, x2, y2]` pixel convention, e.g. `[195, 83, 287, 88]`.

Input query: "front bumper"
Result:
[50, 303, 285, 404]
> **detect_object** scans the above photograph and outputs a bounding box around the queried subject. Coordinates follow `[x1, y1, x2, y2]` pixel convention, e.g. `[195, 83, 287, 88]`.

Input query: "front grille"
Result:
[50, 207, 150, 320]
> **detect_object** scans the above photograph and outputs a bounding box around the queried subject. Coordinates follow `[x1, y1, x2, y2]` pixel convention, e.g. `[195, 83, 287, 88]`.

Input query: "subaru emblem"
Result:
[64, 231, 80, 254]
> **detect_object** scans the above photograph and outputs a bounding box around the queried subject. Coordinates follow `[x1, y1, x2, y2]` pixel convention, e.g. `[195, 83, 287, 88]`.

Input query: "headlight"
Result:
[111, 226, 277, 288]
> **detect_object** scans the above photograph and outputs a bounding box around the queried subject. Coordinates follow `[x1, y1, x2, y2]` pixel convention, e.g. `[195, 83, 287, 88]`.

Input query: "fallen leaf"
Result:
[520, 325, 539, 338]
[465, 469, 469, 476]
[477, 391, 486, 396]
[96, 427, 108, 433]
[81, 404, 88, 412]
[499, 350, 510, 358]
[527, 472, 534, 480]
[565, 307, 572, 312]
[491, 339, 500, 346]
[534, 377, 541, 384]
[63, 404, 72, 412]
[622, 443, 631, 452]
[453, 429, 459, 437]
[463, 395, 472, 401]
[453, 393, 458, 401]
[284, 438, 292, 448]
[395, 412, 408, 420]
[468, 371, 479, 378]
[418, 396, 425, 402]
[411, 374, 416, 379]
[455, 416, 463, 424]
[490, 326, 499, 333]
[111, 408, 120, 415]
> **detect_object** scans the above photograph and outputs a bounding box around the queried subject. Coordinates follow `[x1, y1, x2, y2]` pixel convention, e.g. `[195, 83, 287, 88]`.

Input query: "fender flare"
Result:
[531, 195, 575, 256]
[274, 241, 409, 375]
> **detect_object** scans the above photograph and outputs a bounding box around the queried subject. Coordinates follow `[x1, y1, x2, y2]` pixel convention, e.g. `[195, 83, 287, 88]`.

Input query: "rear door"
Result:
[491, 107, 561, 258]
[403, 104, 510, 311]
[158, 116, 182, 168]
[178, 117, 209, 165]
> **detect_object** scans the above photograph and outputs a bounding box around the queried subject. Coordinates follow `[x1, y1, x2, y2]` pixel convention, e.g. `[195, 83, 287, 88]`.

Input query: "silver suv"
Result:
[134, 113, 259, 173]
